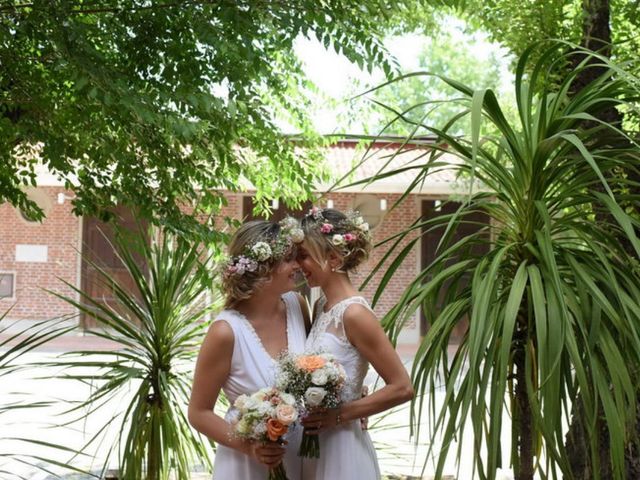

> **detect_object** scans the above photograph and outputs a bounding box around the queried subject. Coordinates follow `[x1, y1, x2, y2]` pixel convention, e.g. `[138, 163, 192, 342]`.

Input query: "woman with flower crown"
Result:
[297, 208, 414, 479]
[189, 218, 309, 479]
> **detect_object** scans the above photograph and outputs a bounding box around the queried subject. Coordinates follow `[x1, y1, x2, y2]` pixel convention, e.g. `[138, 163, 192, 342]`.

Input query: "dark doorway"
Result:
[420, 199, 490, 343]
[241, 197, 313, 223]
[80, 207, 148, 330]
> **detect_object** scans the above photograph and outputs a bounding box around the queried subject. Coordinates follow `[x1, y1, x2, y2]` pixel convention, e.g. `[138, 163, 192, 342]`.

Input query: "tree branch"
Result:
[0, 0, 221, 15]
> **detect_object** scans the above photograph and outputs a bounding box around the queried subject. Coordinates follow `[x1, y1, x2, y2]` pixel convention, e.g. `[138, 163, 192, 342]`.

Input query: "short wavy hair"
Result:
[220, 220, 293, 308]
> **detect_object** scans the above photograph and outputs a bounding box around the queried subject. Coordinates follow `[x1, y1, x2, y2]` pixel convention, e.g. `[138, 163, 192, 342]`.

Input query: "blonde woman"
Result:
[189, 219, 309, 479]
[297, 208, 414, 479]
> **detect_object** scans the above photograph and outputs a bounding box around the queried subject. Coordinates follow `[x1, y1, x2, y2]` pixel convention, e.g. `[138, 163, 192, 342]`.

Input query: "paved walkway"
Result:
[0, 324, 516, 480]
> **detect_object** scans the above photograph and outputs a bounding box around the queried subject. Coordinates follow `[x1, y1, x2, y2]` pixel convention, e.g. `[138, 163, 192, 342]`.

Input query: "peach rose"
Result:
[266, 418, 288, 441]
[295, 355, 327, 372]
[276, 404, 298, 425]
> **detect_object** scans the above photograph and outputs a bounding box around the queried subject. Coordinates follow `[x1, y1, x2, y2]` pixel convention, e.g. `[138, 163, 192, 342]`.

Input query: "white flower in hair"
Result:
[351, 214, 369, 232]
[290, 228, 305, 243]
[251, 241, 272, 261]
[280, 217, 298, 230]
[332, 234, 345, 246]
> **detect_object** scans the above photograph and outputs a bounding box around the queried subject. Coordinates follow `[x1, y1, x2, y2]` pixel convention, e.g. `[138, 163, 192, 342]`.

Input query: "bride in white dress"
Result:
[297, 208, 414, 480]
[189, 219, 310, 479]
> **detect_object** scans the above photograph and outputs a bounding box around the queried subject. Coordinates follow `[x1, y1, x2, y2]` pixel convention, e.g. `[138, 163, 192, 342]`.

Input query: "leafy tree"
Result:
[367, 43, 640, 480]
[0, 0, 406, 238]
[381, 3, 640, 477]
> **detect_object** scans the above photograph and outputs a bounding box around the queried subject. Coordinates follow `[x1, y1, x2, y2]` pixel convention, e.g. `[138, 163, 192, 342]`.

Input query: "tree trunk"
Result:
[514, 314, 534, 480]
[565, 1, 640, 479]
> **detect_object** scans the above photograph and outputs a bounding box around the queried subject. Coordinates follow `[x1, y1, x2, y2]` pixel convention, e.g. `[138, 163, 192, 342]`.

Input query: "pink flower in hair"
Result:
[343, 233, 356, 242]
[320, 223, 333, 234]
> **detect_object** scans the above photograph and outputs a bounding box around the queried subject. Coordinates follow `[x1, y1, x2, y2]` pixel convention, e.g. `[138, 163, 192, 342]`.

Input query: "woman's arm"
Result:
[188, 320, 285, 467]
[302, 304, 414, 430]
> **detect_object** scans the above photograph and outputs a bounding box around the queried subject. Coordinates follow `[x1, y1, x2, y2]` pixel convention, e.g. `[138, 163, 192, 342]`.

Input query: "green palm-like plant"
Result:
[49, 228, 217, 480]
[0, 310, 89, 479]
[364, 43, 640, 480]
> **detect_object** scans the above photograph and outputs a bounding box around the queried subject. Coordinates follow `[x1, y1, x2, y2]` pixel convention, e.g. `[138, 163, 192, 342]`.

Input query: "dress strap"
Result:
[331, 296, 372, 328]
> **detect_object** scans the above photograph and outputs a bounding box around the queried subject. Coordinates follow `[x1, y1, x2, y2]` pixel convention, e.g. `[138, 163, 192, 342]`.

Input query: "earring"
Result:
[331, 267, 336, 272]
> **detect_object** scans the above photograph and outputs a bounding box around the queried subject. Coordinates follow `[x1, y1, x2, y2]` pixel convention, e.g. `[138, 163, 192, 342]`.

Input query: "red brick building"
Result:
[0, 139, 478, 346]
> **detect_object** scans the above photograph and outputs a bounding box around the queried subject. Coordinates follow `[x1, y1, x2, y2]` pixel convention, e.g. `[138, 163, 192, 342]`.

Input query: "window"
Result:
[0, 273, 15, 299]
[352, 194, 385, 230]
[16, 187, 52, 224]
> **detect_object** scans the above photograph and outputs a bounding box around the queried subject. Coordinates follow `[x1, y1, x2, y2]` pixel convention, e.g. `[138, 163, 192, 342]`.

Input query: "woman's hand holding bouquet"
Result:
[275, 352, 346, 458]
[231, 387, 299, 480]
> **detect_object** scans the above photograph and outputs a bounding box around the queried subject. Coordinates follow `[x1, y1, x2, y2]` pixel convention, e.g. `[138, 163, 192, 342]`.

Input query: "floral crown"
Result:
[306, 207, 370, 247]
[224, 217, 304, 277]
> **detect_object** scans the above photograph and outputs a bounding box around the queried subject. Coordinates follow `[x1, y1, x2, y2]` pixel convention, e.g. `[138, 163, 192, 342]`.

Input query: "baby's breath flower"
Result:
[251, 241, 272, 261]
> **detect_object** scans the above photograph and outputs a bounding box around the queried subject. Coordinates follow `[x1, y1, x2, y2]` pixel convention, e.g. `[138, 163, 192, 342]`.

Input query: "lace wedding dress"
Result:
[303, 296, 380, 480]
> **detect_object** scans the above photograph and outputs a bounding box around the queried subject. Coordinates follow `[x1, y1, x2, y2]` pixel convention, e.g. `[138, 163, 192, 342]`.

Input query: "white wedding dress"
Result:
[211, 291, 307, 480]
[303, 295, 381, 480]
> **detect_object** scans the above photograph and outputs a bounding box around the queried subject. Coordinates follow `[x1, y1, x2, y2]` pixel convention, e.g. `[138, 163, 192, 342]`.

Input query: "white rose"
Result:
[359, 222, 369, 232]
[243, 396, 260, 411]
[234, 394, 248, 411]
[280, 392, 296, 406]
[323, 362, 339, 379]
[332, 234, 345, 246]
[258, 401, 273, 416]
[276, 404, 298, 425]
[311, 369, 329, 386]
[304, 387, 327, 407]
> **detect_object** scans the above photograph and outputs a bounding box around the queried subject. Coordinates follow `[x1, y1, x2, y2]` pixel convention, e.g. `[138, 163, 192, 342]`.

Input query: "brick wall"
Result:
[0, 187, 423, 344]
[0, 187, 81, 320]
[313, 192, 421, 342]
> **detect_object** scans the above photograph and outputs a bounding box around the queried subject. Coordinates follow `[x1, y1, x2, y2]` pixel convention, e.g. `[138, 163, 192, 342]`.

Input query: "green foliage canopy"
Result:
[367, 43, 640, 479]
[0, 1, 399, 238]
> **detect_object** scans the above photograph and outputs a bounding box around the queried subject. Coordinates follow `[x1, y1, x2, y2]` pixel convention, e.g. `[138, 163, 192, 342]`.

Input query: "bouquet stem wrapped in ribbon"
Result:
[231, 387, 299, 480]
[275, 352, 346, 458]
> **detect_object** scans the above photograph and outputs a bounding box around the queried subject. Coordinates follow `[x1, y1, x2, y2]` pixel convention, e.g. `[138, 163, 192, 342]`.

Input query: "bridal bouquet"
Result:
[275, 352, 347, 458]
[230, 387, 299, 480]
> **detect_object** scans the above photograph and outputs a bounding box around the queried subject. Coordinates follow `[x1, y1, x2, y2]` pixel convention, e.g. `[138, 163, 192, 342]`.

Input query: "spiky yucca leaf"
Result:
[48, 228, 217, 480]
[364, 42, 640, 480]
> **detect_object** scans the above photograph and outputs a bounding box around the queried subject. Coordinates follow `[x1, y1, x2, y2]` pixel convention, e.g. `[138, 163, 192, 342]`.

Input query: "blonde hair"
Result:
[300, 208, 371, 272]
[220, 220, 292, 308]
